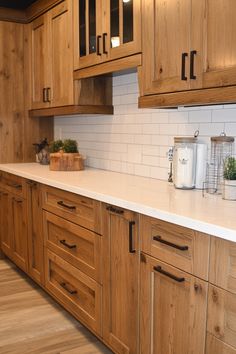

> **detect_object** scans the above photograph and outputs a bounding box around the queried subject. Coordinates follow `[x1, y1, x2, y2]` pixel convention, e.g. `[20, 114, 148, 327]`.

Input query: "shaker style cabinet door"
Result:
[200, 0, 236, 89]
[48, 1, 74, 107]
[141, 0, 192, 95]
[30, 15, 50, 109]
[74, 0, 103, 69]
[102, 0, 141, 61]
[102, 204, 139, 354]
[0, 190, 11, 258]
[140, 254, 207, 354]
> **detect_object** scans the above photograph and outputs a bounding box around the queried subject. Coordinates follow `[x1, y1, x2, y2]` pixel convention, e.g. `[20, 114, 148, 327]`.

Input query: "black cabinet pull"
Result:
[60, 282, 77, 295]
[14, 198, 23, 204]
[190, 50, 197, 80]
[26, 180, 37, 188]
[181, 52, 188, 80]
[153, 265, 185, 283]
[43, 88, 47, 102]
[129, 221, 136, 253]
[106, 205, 124, 215]
[57, 200, 76, 210]
[97, 35, 102, 56]
[7, 183, 21, 190]
[60, 239, 76, 249]
[103, 33, 108, 54]
[153, 235, 188, 251]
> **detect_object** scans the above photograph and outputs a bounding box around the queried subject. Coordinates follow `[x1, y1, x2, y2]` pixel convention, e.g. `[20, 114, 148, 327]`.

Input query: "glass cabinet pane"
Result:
[89, 0, 96, 53]
[110, 0, 120, 48]
[79, 0, 86, 57]
[123, 0, 133, 44]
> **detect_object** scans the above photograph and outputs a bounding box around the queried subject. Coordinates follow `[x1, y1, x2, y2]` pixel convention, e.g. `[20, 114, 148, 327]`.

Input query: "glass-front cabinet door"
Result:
[74, 0, 103, 69]
[103, 0, 141, 61]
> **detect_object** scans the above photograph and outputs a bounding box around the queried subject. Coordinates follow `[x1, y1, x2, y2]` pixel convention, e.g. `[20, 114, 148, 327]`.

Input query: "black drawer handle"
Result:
[129, 221, 136, 253]
[103, 33, 108, 54]
[26, 180, 37, 188]
[60, 239, 76, 249]
[153, 265, 185, 283]
[181, 52, 188, 80]
[190, 50, 197, 80]
[106, 205, 124, 215]
[60, 282, 77, 295]
[97, 35, 102, 56]
[13, 198, 23, 204]
[43, 88, 47, 102]
[153, 235, 188, 251]
[57, 200, 76, 210]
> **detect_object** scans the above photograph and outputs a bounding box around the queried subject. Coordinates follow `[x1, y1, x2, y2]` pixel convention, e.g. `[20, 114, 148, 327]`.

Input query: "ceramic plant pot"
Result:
[223, 179, 236, 200]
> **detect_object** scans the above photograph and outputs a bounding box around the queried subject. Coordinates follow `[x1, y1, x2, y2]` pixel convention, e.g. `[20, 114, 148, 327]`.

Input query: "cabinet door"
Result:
[48, 0, 74, 107]
[27, 181, 44, 285]
[11, 196, 28, 272]
[0, 191, 11, 258]
[103, 0, 141, 62]
[102, 204, 139, 354]
[140, 254, 207, 354]
[74, 0, 103, 69]
[142, 0, 191, 95]
[200, 0, 236, 89]
[30, 15, 50, 109]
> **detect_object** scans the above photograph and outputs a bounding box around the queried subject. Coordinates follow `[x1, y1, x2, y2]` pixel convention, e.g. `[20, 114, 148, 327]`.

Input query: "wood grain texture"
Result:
[140, 253, 208, 354]
[102, 204, 139, 354]
[29, 104, 114, 117]
[209, 236, 236, 294]
[206, 333, 236, 354]
[140, 215, 210, 280]
[0, 258, 112, 354]
[207, 284, 236, 349]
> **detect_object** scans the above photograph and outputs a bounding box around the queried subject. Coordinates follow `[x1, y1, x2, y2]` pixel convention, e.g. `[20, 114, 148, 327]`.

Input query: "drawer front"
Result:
[210, 237, 236, 294]
[206, 333, 236, 354]
[208, 284, 236, 349]
[44, 211, 101, 282]
[140, 215, 210, 280]
[0, 172, 26, 197]
[45, 249, 102, 335]
[42, 185, 101, 233]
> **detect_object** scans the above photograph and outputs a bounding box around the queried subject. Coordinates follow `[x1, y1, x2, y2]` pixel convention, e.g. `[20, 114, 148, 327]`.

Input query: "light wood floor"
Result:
[0, 259, 113, 354]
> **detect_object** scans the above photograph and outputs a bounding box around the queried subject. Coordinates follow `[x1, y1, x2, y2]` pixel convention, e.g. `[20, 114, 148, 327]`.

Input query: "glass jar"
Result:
[173, 137, 197, 189]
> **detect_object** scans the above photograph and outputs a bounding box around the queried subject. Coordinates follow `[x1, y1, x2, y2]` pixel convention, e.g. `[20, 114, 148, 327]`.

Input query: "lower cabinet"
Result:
[140, 253, 208, 354]
[0, 190, 28, 272]
[26, 181, 44, 285]
[102, 204, 139, 354]
[44, 249, 102, 335]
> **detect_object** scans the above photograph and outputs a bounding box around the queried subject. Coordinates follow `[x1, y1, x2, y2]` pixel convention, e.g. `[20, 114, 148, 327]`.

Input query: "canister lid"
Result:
[174, 137, 198, 144]
[211, 135, 234, 143]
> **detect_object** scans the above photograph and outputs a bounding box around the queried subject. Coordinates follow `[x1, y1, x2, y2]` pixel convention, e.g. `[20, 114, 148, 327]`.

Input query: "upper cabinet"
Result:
[139, 0, 236, 108]
[30, 0, 74, 110]
[74, 0, 141, 70]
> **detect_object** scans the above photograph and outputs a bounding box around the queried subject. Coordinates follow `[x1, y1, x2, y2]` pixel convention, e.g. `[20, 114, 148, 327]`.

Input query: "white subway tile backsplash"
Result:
[55, 72, 236, 181]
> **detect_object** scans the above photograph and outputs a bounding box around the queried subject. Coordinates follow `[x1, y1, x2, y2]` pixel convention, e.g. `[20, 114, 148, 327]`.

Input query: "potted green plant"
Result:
[223, 156, 236, 200]
[49, 139, 84, 171]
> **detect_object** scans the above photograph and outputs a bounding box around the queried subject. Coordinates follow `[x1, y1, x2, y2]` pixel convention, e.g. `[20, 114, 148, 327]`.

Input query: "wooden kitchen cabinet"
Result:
[139, 0, 236, 107]
[0, 190, 11, 258]
[102, 204, 139, 354]
[207, 284, 236, 349]
[140, 253, 208, 354]
[30, 0, 73, 109]
[26, 180, 44, 285]
[74, 0, 141, 70]
[206, 333, 236, 354]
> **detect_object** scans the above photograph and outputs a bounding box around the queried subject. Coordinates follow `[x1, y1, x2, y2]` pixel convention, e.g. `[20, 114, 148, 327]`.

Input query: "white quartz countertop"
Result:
[0, 163, 235, 242]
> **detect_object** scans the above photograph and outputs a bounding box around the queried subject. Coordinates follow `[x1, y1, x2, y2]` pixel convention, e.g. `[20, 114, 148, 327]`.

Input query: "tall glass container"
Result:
[173, 137, 197, 189]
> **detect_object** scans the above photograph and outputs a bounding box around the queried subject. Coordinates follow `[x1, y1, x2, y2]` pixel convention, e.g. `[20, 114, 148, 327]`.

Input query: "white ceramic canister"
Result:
[173, 137, 197, 189]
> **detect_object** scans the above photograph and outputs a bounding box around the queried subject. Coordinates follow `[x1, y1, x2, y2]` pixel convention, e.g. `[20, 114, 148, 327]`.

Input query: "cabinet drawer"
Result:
[206, 333, 236, 354]
[208, 284, 236, 349]
[210, 237, 236, 293]
[42, 185, 102, 233]
[43, 211, 101, 282]
[0, 172, 26, 197]
[140, 215, 210, 280]
[45, 249, 102, 335]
